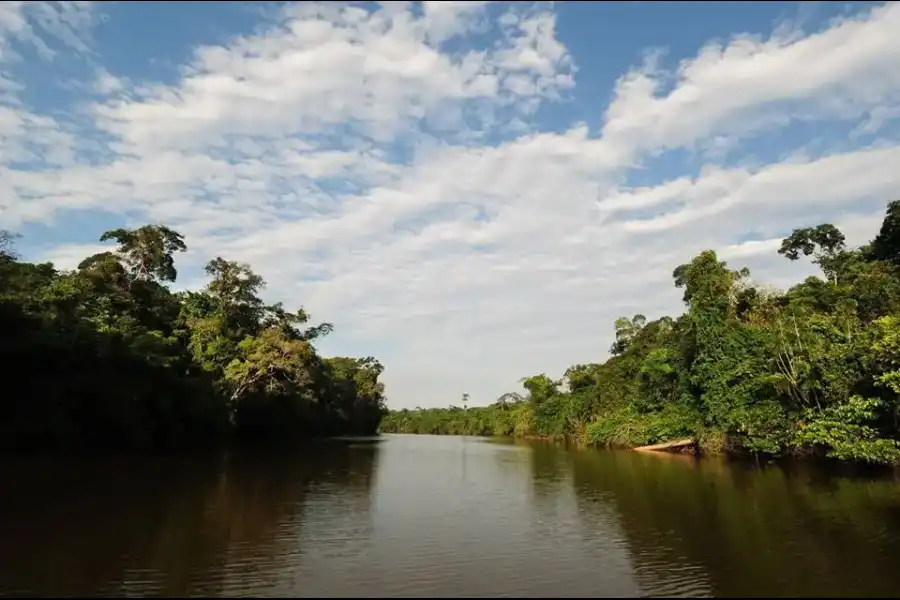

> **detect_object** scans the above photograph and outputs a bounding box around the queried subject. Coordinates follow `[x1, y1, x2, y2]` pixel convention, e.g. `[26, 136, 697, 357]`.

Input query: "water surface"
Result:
[2, 434, 900, 597]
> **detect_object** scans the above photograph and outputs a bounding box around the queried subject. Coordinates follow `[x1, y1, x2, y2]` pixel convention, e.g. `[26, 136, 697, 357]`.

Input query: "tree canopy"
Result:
[382, 200, 900, 466]
[0, 224, 386, 450]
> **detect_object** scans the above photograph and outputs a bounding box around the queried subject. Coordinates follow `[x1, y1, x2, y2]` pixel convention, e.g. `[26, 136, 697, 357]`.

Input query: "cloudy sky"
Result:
[3, 1, 900, 409]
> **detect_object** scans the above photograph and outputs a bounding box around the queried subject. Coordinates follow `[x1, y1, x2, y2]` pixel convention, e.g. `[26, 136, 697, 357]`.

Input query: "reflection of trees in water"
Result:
[526, 438, 570, 501]
[520, 440, 644, 597]
[565, 451, 713, 597]
[567, 450, 900, 598]
[0, 440, 381, 598]
[284, 442, 381, 571]
[527, 439, 569, 485]
[525, 440, 604, 556]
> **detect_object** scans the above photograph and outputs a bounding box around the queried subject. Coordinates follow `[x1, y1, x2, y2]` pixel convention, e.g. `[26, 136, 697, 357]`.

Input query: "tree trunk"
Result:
[634, 438, 695, 453]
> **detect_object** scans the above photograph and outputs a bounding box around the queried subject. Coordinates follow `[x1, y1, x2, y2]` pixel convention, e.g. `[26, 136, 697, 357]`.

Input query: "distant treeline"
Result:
[0, 225, 386, 450]
[382, 200, 900, 466]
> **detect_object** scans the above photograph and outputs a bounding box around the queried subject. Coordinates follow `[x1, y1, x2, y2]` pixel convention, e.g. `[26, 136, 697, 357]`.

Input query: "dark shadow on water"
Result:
[566, 448, 900, 598]
[5, 435, 900, 598]
[0, 438, 382, 598]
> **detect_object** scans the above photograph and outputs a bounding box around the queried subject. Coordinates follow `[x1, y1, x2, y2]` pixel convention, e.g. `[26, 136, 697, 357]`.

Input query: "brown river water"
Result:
[2, 434, 900, 597]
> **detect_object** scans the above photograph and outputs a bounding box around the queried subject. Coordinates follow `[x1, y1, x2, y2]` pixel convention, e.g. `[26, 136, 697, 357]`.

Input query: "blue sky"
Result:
[3, 1, 900, 409]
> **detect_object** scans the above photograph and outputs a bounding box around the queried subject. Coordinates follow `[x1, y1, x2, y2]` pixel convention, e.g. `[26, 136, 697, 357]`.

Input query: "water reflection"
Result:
[0, 440, 381, 597]
[523, 439, 641, 598]
[567, 449, 900, 597]
[3, 435, 900, 597]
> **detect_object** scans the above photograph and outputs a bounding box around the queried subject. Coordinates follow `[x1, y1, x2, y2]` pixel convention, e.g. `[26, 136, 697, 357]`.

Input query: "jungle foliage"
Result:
[0, 225, 386, 450]
[382, 201, 900, 465]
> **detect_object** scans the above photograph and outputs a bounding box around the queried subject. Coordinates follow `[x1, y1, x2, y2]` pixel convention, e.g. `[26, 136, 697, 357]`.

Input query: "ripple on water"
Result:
[3, 436, 900, 597]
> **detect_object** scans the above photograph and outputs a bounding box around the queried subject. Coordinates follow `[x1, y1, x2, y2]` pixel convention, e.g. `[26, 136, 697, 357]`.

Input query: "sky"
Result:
[2, 1, 900, 410]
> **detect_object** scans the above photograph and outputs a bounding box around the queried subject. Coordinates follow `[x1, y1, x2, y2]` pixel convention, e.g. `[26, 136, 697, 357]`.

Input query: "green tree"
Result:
[100, 225, 187, 283]
[869, 199, 900, 264]
[778, 224, 847, 283]
[0, 222, 387, 450]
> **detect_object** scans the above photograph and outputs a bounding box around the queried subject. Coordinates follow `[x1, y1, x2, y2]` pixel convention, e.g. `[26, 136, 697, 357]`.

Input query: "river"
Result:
[2, 434, 900, 597]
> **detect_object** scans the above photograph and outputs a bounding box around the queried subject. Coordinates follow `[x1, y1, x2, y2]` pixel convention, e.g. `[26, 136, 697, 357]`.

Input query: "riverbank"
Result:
[380, 200, 900, 468]
[0, 224, 387, 451]
[379, 417, 898, 470]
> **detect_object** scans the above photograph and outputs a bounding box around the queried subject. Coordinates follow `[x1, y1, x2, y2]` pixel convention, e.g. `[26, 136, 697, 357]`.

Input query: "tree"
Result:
[493, 392, 524, 408]
[100, 225, 187, 283]
[0, 230, 20, 261]
[521, 374, 558, 405]
[263, 302, 334, 342]
[204, 257, 265, 312]
[564, 364, 601, 393]
[610, 314, 646, 355]
[224, 328, 316, 405]
[202, 257, 267, 339]
[381, 200, 900, 465]
[673, 250, 749, 309]
[778, 224, 847, 283]
[2, 221, 389, 449]
[870, 200, 900, 264]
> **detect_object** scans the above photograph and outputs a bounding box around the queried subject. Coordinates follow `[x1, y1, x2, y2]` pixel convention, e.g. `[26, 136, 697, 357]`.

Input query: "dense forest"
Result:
[0, 225, 386, 450]
[382, 201, 900, 466]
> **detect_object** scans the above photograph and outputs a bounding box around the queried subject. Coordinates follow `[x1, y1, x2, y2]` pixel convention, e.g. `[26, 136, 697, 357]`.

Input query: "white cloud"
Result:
[604, 146, 900, 234]
[90, 1, 573, 152]
[4, 1, 900, 408]
[40, 241, 110, 270]
[0, 1, 96, 61]
[601, 2, 900, 158]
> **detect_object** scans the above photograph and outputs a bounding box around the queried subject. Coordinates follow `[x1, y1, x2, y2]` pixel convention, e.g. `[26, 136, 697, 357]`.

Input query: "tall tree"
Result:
[100, 225, 187, 283]
[778, 224, 847, 283]
[0, 230, 20, 261]
[870, 200, 900, 264]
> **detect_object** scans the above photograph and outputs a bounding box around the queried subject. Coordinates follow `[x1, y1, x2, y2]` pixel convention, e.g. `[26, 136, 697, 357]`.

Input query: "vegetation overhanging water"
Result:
[6, 199, 900, 468]
[383, 199, 900, 468]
